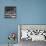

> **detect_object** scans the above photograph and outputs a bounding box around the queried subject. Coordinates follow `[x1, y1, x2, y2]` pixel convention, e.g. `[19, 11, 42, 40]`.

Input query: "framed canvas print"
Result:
[4, 6, 16, 18]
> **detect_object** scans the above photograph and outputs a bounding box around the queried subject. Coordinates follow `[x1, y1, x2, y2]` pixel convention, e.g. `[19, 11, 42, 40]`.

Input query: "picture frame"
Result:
[18, 24, 46, 41]
[4, 6, 16, 18]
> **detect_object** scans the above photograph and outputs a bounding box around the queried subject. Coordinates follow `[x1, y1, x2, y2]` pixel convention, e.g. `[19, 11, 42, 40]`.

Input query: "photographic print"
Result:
[5, 6, 16, 18]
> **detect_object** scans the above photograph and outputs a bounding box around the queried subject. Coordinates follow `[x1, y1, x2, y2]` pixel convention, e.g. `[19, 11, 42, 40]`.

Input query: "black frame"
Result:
[4, 6, 16, 18]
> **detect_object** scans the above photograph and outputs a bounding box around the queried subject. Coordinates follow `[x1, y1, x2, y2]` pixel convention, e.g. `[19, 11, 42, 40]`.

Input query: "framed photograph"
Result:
[4, 6, 16, 18]
[18, 24, 46, 41]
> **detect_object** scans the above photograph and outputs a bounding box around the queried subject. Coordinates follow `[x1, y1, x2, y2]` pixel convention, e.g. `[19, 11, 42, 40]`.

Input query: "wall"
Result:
[19, 0, 46, 24]
[0, 0, 46, 44]
[0, 0, 18, 44]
